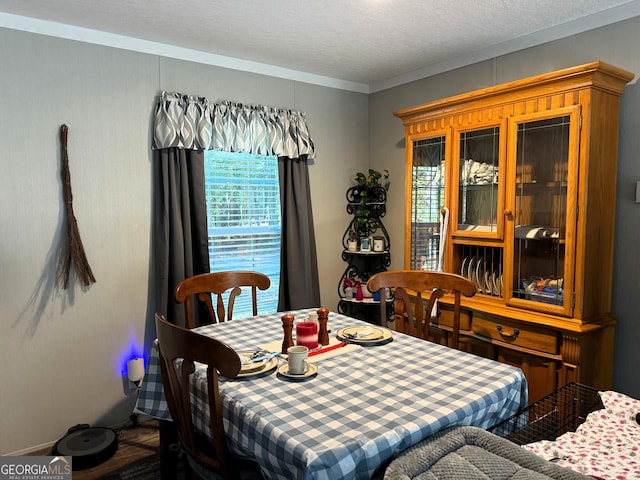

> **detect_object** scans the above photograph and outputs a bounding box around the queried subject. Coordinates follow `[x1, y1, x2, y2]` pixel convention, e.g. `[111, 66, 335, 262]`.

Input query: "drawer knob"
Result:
[496, 325, 520, 340]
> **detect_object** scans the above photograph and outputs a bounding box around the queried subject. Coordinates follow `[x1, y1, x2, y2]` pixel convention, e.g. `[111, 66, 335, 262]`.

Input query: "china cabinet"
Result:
[338, 184, 391, 323]
[394, 62, 633, 402]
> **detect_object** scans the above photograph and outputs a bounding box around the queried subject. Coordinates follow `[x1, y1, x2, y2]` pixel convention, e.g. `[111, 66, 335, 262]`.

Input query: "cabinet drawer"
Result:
[472, 317, 558, 354]
[436, 307, 472, 331]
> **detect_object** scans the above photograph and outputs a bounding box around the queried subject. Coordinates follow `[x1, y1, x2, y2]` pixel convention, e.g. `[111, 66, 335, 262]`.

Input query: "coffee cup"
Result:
[287, 345, 310, 375]
[296, 321, 318, 349]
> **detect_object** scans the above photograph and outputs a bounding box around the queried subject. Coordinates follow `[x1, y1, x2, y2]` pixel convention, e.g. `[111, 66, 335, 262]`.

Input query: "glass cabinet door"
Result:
[505, 108, 579, 315]
[408, 135, 447, 271]
[452, 124, 505, 239]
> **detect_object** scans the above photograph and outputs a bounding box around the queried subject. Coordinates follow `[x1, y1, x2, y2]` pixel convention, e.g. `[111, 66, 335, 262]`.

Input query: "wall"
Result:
[0, 27, 368, 454]
[370, 16, 640, 399]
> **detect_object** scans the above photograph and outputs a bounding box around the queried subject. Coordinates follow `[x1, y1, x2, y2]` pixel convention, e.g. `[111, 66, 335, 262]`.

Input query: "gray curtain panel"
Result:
[151, 92, 320, 321]
[278, 156, 321, 310]
[153, 148, 210, 327]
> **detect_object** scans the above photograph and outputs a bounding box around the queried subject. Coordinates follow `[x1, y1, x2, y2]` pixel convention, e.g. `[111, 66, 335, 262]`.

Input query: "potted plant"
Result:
[354, 168, 390, 192]
[347, 228, 358, 252]
[349, 169, 389, 239]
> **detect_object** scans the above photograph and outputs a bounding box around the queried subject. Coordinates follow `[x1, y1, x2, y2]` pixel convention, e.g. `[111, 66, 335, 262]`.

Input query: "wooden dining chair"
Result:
[155, 313, 264, 480]
[175, 271, 271, 328]
[367, 270, 476, 349]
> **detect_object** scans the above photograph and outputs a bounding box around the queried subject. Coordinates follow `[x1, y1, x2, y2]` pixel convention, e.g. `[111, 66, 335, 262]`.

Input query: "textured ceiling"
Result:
[1, 0, 640, 92]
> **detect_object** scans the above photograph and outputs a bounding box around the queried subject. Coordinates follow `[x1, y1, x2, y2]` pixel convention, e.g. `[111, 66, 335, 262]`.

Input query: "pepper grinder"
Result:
[317, 307, 330, 346]
[281, 314, 295, 353]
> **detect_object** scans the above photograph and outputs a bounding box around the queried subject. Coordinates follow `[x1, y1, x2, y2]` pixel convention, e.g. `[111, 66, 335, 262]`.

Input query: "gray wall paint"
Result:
[370, 17, 640, 400]
[0, 27, 367, 454]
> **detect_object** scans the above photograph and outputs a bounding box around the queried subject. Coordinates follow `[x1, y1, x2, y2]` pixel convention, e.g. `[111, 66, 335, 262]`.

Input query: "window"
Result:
[204, 150, 280, 317]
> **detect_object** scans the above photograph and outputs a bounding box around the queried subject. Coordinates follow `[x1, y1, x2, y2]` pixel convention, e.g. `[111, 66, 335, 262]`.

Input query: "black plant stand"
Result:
[338, 185, 390, 324]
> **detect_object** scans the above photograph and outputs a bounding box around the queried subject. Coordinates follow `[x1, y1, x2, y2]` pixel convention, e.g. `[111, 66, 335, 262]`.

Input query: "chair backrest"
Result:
[155, 313, 242, 480]
[175, 271, 271, 328]
[367, 270, 476, 348]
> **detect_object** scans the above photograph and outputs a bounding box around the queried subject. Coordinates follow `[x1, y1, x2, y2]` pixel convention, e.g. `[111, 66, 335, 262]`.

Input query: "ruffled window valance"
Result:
[153, 91, 315, 159]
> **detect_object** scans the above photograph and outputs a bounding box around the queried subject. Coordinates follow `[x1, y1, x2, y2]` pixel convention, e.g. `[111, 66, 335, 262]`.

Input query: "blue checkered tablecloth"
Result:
[136, 309, 528, 480]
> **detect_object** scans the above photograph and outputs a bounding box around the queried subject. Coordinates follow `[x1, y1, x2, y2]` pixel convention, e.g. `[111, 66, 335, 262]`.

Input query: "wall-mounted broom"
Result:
[57, 124, 96, 289]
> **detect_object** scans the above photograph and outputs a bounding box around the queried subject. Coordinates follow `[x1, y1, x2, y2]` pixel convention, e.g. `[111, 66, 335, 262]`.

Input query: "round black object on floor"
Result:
[52, 425, 118, 470]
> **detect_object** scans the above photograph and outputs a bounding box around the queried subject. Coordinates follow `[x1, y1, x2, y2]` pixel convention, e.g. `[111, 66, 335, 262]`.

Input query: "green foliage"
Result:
[353, 207, 381, 238]
[354, 169, 390, 191]
[351, 169, 389, 238]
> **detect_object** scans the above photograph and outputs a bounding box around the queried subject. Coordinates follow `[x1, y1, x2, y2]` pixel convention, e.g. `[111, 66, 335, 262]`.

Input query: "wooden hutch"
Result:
[394, 62, 633, 402]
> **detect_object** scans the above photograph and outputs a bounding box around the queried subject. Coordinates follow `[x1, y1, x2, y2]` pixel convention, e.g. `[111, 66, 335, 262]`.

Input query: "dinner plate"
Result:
[475, 257, 485, 294]
[494, 274, 503, 296]
[484, 270, 493, 295]
[460, 256, 469, 277]
[466, 256, 476, 284]
[236, 351, 279, 378]
[277, 363, 318, 381]
[336, 326, 393, 346]
[238, 350, 268, 373]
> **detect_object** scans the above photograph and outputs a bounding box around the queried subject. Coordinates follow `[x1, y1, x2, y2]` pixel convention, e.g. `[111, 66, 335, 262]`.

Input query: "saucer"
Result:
[277, 363, 318, 381]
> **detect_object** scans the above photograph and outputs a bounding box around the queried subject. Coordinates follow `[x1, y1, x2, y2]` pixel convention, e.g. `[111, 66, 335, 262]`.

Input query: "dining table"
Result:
[136, 309, 528, 480]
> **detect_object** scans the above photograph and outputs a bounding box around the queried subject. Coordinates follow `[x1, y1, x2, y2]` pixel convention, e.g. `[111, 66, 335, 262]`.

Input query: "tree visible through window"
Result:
[204, 150, 280, 317]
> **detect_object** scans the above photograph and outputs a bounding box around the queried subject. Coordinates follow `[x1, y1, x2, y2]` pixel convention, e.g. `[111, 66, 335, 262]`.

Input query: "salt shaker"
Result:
[308, 310, 319, 329]
[281, 314, 295, 353]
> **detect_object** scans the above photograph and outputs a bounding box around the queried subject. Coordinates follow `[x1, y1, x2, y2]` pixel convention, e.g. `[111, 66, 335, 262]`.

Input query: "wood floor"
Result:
[28, 419, 161, 479]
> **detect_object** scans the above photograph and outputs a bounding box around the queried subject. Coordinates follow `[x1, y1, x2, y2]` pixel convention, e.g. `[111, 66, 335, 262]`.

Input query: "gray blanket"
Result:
[383, 426, 591, 480]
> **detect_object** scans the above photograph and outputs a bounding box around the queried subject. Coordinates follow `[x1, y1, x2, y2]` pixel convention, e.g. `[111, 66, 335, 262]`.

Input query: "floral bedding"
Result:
[523, 390, 640, 479]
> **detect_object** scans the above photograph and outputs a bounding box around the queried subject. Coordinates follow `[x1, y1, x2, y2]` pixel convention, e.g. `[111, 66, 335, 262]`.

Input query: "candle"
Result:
[296, 321, 318, 349]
